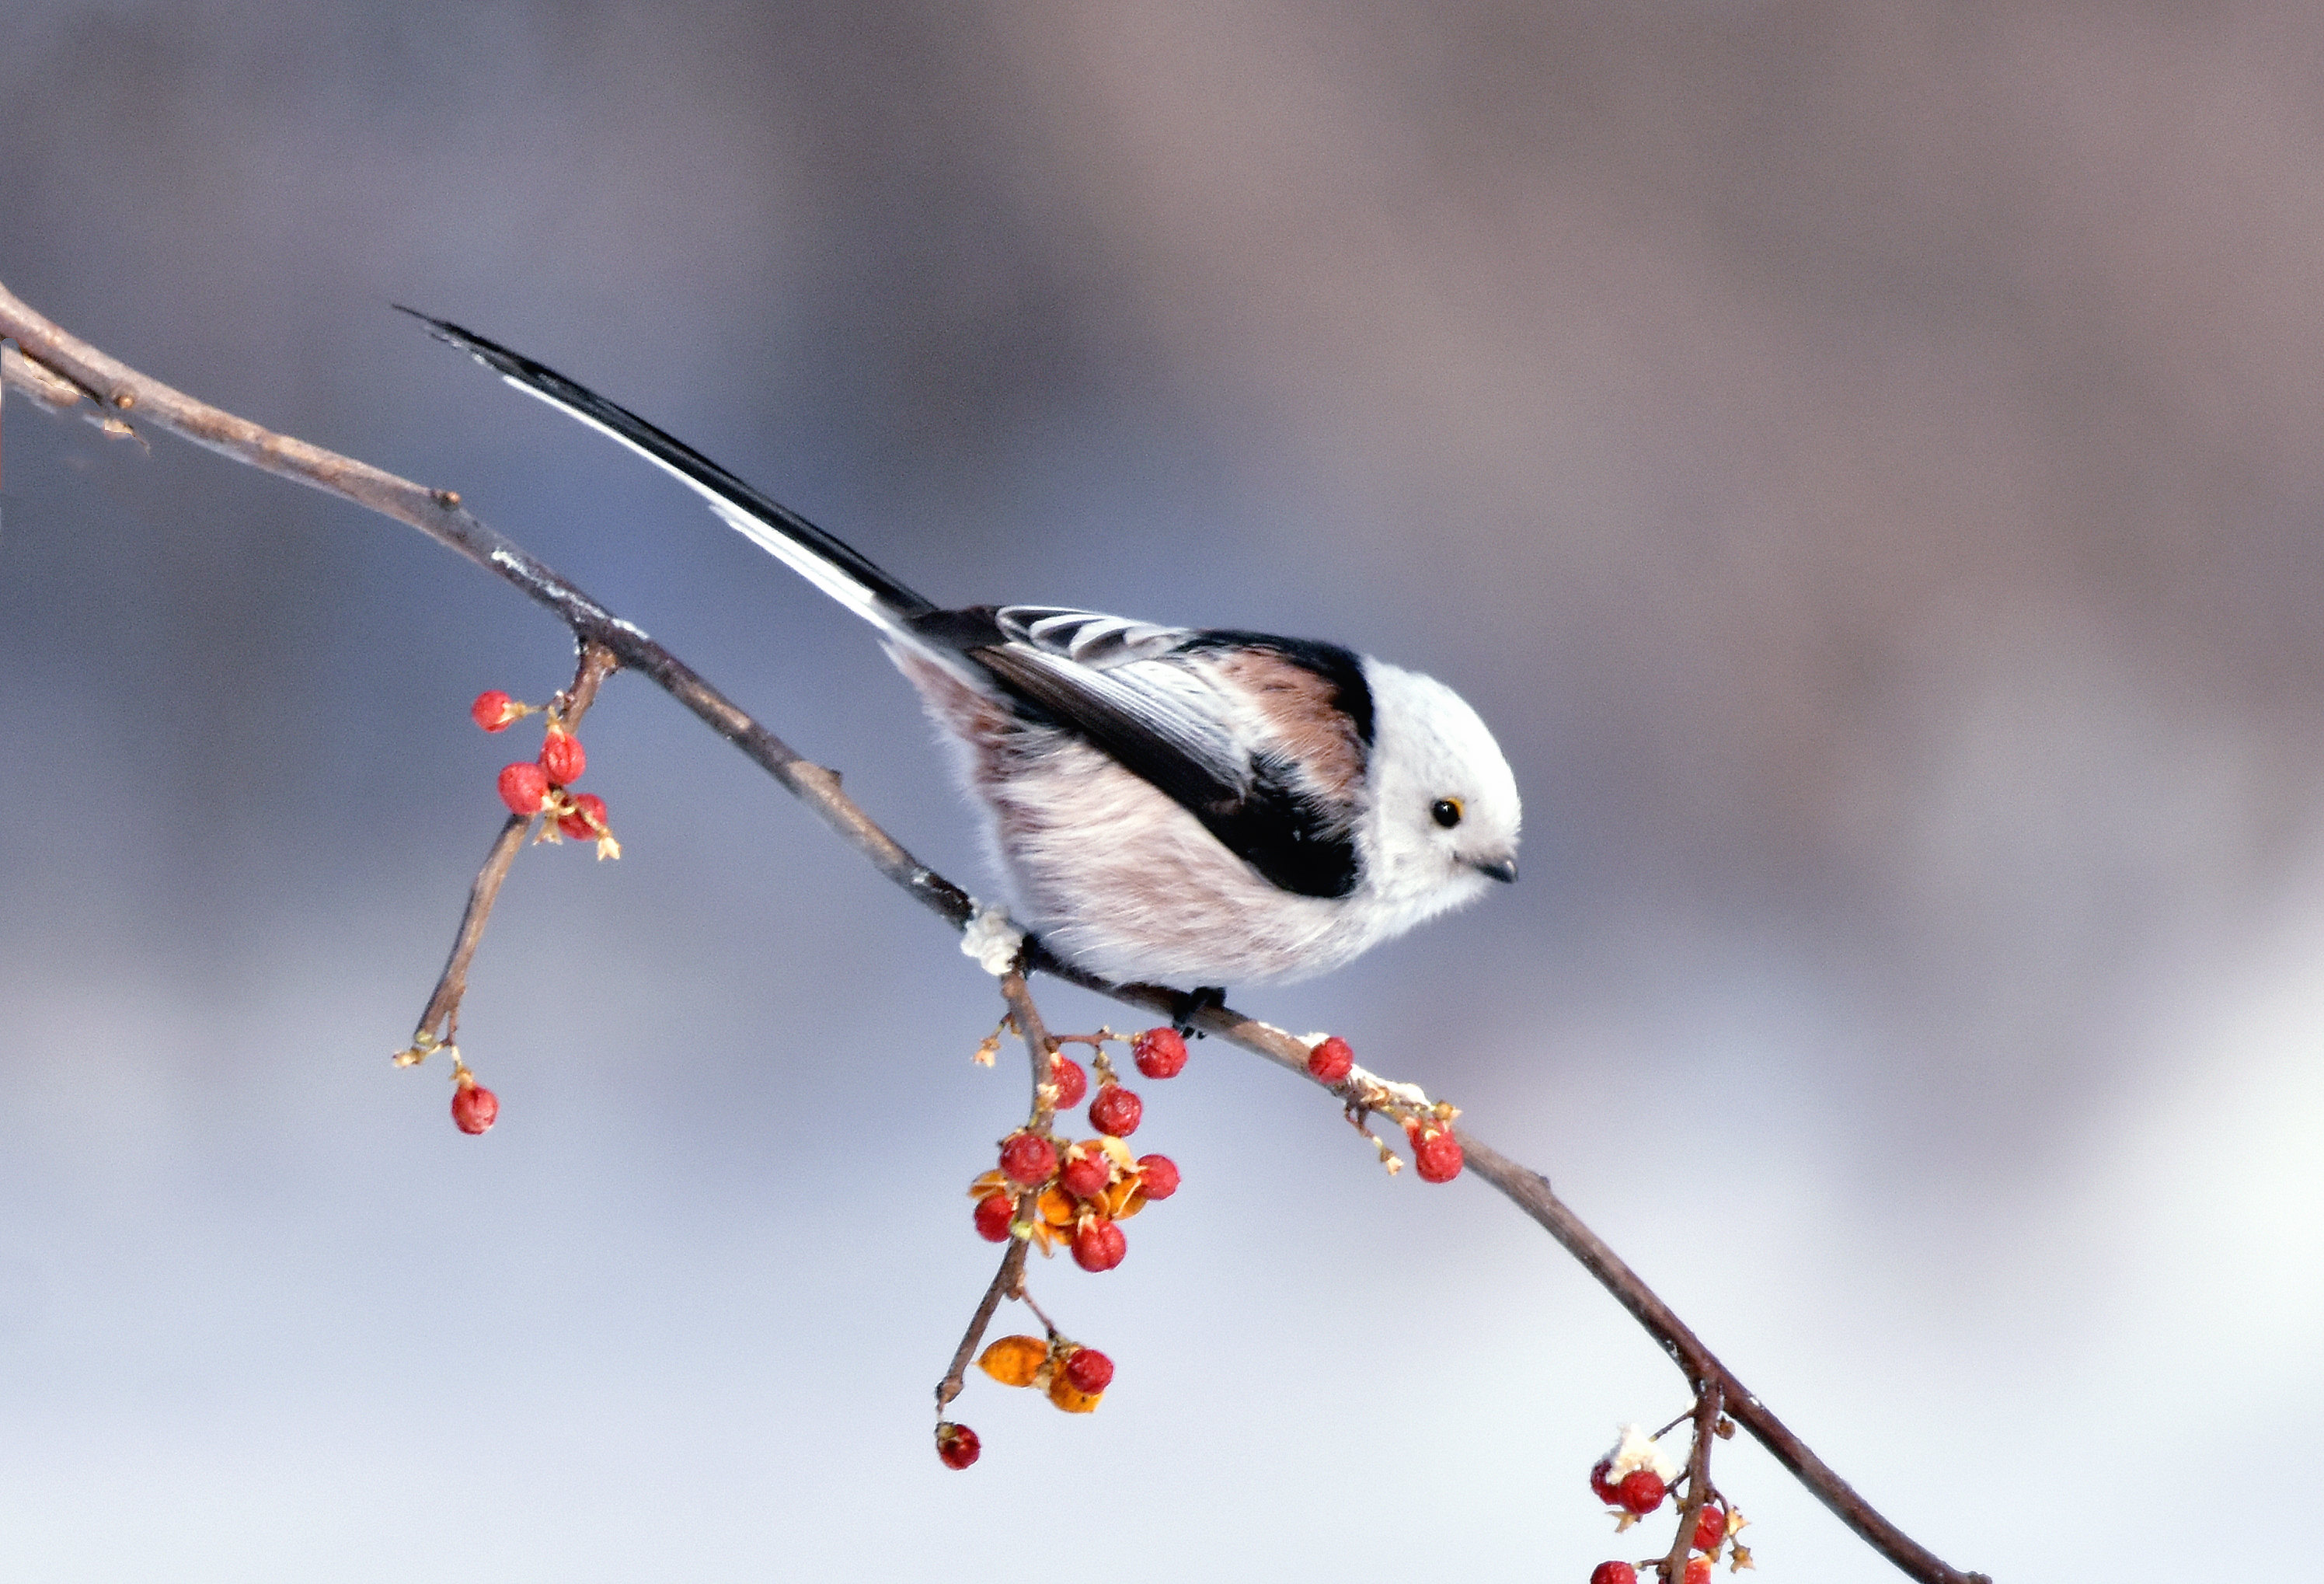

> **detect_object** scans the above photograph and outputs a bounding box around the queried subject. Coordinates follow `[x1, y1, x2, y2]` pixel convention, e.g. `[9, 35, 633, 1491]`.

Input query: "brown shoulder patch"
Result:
[1210, 650, 1368, 800]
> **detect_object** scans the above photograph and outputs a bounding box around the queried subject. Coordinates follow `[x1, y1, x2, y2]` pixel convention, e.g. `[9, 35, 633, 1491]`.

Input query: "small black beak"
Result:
[1472, 857, 1519, 884]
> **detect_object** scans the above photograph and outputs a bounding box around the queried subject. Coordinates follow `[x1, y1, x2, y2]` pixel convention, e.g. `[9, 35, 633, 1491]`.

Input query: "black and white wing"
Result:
[908, 605, 1375, 898]
[401, 309, 937, 633]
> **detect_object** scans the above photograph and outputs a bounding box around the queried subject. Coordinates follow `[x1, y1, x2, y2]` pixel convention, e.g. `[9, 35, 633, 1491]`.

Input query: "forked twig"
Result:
[402, 642, 622, 1060]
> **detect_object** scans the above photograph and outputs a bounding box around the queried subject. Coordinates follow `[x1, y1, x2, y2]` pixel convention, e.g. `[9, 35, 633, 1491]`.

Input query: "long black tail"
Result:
[401, 309, 936, 626]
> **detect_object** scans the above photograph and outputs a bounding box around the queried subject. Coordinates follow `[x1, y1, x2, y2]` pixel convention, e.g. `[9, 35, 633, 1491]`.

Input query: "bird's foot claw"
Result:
[1171, 985, 1226, 1038]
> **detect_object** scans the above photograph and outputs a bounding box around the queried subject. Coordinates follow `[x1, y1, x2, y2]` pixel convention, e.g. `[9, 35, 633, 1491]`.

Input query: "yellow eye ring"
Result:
[1430, 797, 1464, 829]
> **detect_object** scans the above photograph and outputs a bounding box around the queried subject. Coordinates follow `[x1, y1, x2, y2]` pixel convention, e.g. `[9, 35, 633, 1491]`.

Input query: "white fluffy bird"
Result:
[413, 315, 1521, 989]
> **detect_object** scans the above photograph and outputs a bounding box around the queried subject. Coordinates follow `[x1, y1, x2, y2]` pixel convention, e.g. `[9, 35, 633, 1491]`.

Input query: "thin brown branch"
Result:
[997, 969, 1058, 1127]
[1661, 1382, 1724, 1583]
[2, 340, 145, 443]
[0, 277, 1988, 1584]
[3, 340, 92, 409]
[935, 1238, 1030, 1417]
[0, 278, 975, 939]
[1452, 1134, 1987, 1583]
[404, 814, 530, 1056]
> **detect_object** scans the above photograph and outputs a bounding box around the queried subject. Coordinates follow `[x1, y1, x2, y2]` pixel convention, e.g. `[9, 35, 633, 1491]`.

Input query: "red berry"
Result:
[972, 1191, 1015, 1243]
[1134, 1153, 1179, 1201]
[1617, 1469, 1666, 1516]
[1589, 1565, 1637, 1584]
[1088, 1084, 1142, 1137]
[1131, 1027, 1187, 1080]
[935, 1422, 980, 1471]
[1684, 1560, 1711, 1584]
[1059, 1150, 1111, 1201]
[497, 762, 552, 816]
[539, 727, 586, 785]
[997, 1132, 1057, 1187]
[451, 1080, 498, 1136]
[1692, 1505, 1727, 1552]
[1307, 1034, 1354, 1083]
[1589, 1458, 1622, 1506]
[1071, 1218, 1126, 1272]
[470, 689, 520, 732]
[557, 792, 611, 841]
[1409, 1124, 1464, 1184]
[1047, 1055, 1088, 1109]
[1062, 1347, 1114, 1394]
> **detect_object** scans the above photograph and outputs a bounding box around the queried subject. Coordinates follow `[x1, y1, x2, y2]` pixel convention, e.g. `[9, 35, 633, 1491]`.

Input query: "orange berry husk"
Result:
[975, 1335, 1049, 1389]
[1046, 1373, 1103, 1414]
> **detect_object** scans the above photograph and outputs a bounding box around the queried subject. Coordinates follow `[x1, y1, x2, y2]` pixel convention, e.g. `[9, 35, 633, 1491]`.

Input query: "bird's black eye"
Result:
[1430, 797, 1464, 829]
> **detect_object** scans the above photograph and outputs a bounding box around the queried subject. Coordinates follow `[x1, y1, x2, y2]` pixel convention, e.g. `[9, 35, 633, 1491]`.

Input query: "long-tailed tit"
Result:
[411, 316, 1521, 989]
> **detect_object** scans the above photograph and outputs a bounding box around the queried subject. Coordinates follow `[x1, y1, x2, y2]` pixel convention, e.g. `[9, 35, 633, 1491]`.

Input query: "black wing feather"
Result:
[909, 608, 1364, 898]
[399, 309, 936, 619]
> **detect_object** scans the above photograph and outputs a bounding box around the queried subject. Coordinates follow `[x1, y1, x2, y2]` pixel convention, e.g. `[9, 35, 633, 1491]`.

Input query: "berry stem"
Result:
[1014, 1285, 1062, 1342]
[934, 967, 1067, 1423]
[935, 1233, 1032, 1419]
[998, 968, 1060, 1133]
[1657, 1381, 1724, 1584]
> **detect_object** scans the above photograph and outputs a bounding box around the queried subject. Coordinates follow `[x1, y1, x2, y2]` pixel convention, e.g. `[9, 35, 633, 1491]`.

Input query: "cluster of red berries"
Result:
[938, 1329, 1121, 1468]
[1586, 1426, 1746, 1582]
[970, 1028, 1184, 1273]
[472, 689, 619, 858]
[1305, 1032, 1465, 1183]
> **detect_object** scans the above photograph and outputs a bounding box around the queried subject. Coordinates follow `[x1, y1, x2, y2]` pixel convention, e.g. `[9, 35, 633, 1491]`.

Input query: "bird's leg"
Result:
[1170, 985, 1226, 1037]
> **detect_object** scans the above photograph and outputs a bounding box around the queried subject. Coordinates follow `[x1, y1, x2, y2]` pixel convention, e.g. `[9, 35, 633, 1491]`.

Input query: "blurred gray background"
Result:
[3, 2, 2319, 1579]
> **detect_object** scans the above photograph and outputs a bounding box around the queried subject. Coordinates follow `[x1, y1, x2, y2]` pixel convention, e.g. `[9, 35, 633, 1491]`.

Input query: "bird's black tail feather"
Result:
[400, 308, 936, 625]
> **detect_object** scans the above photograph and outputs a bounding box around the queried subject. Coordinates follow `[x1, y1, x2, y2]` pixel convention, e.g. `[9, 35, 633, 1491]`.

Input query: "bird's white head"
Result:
[1358, 659, 1522, 917]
